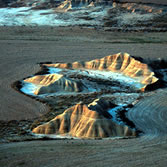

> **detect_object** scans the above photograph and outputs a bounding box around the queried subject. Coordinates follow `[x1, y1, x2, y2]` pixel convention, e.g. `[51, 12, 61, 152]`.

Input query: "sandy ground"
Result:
[0, 26, 167, 166]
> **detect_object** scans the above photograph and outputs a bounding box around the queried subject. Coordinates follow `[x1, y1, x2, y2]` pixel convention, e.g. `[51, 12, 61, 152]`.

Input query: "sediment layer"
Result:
[32, 99, 136, 138]
[24, 74, 83, 95]
[45, 52, 158, 89]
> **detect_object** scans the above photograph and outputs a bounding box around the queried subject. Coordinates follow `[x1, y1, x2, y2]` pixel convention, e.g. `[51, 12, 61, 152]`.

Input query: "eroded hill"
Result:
[13, 53, 165, 139]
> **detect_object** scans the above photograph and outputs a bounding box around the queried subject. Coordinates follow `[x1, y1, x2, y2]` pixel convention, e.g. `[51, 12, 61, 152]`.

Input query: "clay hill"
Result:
[45, 53, 158, 90]
[32, 99, 136, 138]
[24, 74, 83, 95]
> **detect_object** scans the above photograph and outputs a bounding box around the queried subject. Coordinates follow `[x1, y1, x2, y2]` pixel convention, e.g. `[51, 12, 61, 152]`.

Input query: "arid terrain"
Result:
[116, 0, 167, 5]
[0, 25, 167, 166]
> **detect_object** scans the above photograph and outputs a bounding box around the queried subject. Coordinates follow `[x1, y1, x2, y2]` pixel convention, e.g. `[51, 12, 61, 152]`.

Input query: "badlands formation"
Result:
[45, 52, 158, 89]
[18, 53, 159, 138]
[32, 99, 136, 138]
[0, 0, 167, 31]
[24, 74, 83, 95]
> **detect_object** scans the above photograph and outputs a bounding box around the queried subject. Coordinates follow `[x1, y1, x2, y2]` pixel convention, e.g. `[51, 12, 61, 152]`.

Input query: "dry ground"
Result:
[0, 26, 167, 167]
[0, 136, 167, 167]
[116, 0, 167, 5]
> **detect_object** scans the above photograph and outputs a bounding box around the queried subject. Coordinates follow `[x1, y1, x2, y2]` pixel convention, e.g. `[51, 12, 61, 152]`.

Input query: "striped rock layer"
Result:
[45, 53, 158, 89]
[32, 99, 136, 138]
[24, 74, 82, 95]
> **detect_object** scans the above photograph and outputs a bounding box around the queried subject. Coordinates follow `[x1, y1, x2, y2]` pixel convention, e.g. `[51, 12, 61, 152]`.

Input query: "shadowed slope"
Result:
[32, 99, 136, 138]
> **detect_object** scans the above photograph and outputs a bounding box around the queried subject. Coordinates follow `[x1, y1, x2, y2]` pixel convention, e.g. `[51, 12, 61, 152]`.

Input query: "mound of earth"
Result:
[24, 74, 83, 95]
[45, 52, 158, 90]
[32, 99, 136, 138]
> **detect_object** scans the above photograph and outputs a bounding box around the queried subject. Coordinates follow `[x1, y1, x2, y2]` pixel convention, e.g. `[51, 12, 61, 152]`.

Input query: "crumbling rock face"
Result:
[32, 99, 136, 138]
[45, 53, 158, 89]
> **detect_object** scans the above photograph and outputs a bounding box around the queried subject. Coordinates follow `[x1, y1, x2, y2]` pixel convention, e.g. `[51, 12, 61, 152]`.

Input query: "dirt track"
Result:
[0, 27, 167, 167]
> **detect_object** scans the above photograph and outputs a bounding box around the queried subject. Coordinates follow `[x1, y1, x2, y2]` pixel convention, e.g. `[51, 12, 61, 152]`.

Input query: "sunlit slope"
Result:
[45, 53, 158, 89]
[24, 74, 83, 95]
[22, 53, 158, 96]
[32, 99, 136, 138]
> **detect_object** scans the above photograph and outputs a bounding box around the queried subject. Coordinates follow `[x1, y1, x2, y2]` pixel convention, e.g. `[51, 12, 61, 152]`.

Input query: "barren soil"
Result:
[116, 0, 167, 5]
[0, 26, 167, 166]
[1, 136, 167, 167]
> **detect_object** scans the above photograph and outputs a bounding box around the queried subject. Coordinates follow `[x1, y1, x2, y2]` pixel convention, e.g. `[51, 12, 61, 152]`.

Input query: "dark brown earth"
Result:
[1, 136, 167, 167]
[115, 0, 167, 5]
[0, 26, 167, 167]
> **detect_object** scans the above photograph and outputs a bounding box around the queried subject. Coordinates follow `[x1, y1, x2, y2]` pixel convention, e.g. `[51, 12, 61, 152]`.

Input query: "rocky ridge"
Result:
[45, 52, 158, 91]
[32, 99, 136, 138]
